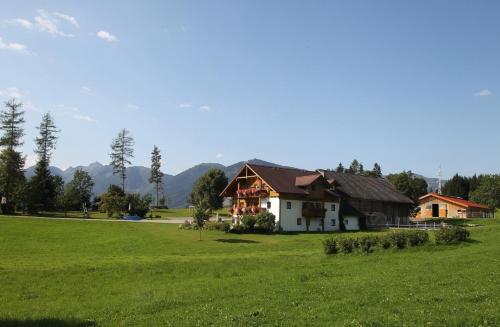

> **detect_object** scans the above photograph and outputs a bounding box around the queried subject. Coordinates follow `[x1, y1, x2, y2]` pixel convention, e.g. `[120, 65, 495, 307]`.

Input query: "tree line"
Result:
[0, 99, 167, 217]
[441, 173, 500, 209]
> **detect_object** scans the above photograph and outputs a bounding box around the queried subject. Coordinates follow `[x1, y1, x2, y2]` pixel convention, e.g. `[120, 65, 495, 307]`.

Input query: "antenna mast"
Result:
[437, 165, 443, 195]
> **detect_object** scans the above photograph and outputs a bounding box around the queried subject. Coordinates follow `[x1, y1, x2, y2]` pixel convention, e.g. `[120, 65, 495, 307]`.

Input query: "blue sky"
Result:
[0, 1, 499, 178]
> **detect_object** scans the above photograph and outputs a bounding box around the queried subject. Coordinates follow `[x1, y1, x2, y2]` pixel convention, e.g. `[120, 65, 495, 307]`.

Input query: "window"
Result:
[267, 201, 271, 209]
[345, 219, 349, 225]
[331, 204, 336, 211]
[331, 219, 336, 226]
[297, 218, 302, 225]
[286, 201, 292, 209]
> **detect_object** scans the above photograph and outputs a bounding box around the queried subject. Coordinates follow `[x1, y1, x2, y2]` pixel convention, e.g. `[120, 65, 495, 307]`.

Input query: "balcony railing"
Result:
[236, 188, 268, 198]
[229, 206, 267, 216]
[302, 203, 326, 218]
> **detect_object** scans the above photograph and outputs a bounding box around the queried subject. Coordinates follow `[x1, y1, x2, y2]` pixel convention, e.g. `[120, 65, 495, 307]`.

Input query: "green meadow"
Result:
[0, 215, 498, 326]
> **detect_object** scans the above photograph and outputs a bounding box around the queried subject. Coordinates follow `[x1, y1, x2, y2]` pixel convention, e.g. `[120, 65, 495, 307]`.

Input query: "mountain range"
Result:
[25, 159, 439, 208]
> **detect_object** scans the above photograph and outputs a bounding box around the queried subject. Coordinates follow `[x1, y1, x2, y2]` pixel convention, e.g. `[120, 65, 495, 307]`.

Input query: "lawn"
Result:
[0, 216, 498, 326]
[27, 207, 230, 220]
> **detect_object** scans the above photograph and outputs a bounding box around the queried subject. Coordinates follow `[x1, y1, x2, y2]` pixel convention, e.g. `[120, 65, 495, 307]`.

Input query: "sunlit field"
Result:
[0, 214, 498, 326]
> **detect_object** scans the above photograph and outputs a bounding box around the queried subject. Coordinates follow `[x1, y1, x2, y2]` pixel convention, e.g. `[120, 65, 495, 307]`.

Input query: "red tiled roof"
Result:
[419, 193, 491, 210]
[295, 174, 322, 187]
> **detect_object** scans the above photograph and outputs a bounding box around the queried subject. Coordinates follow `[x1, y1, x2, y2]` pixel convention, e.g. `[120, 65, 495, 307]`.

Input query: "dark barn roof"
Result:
[247, 164, 316, 195]
[323, 171, 414, 204]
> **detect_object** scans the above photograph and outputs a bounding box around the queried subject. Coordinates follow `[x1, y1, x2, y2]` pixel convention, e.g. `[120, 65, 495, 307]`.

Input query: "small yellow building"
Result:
[417, 193, 493, 219]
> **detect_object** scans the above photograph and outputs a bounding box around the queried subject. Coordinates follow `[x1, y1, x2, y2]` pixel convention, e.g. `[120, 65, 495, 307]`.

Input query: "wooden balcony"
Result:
[302, 203, 326, 218]
[236, 188, 268, 198]
[229, 206, 267, 216]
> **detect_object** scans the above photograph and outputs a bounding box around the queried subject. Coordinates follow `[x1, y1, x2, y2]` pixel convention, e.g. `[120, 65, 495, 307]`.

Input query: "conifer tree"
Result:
[110, 129, 134, 193]
[0, 100, 26, 213]
[149, 145, 164, 207]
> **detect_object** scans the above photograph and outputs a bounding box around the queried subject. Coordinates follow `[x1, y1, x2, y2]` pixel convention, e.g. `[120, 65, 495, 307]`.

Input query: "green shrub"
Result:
[406, 230, 429, 246]
[241, 215, 257, 230]
[435, 226, 470, 244]
[323, 238, 339, 255]
[339, 238, 354, 254]
[255, 212, 276, 232]
[230, 224, 246, 233]
[380, 234, 392, 249]
[204, 221, 230, 232]
[179, 220, 193, 230]
[359, 235, 378, 254]
[389, 231, 407, 249]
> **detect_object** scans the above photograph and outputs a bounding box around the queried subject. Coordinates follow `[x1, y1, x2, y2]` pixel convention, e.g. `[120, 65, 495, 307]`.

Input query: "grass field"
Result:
[29, 207, 230, 220]
[0, 215, 499, 326]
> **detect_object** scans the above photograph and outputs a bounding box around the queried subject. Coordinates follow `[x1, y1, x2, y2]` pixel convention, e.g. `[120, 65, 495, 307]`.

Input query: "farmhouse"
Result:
[220, 163, 414, 232]
[417, 193, 494, 219]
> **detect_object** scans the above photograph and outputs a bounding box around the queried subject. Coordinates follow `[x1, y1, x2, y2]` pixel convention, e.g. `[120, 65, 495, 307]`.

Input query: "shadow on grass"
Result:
[0, 318, 97, 327]
[215, 238, 260, 244]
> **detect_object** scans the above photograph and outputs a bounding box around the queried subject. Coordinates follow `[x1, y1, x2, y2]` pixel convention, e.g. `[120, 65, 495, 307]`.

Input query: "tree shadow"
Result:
[0, 318, 98, 327]
[215, 238, 260, 244]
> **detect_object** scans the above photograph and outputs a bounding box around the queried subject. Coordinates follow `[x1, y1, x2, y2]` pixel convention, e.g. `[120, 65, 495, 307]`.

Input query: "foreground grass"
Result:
[0, 216, 498, 326]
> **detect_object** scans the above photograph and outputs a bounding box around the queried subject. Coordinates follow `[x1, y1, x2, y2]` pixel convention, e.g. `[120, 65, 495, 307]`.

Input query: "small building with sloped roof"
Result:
[417, 193, 494, 219]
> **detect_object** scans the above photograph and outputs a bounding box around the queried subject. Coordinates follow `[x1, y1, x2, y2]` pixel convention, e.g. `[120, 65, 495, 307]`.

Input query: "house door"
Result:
[432, 204, 439, 217]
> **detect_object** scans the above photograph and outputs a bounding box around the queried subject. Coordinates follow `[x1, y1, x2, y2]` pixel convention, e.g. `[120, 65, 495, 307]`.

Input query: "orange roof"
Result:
[419, 192, 491, 210]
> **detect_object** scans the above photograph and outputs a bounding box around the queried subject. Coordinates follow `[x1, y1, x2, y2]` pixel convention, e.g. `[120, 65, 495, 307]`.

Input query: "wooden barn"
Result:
[417, 193, 494, 219]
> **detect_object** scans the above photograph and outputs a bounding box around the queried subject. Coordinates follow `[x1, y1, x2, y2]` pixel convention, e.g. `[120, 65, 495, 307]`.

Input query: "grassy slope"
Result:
[0, 216, 498, 326]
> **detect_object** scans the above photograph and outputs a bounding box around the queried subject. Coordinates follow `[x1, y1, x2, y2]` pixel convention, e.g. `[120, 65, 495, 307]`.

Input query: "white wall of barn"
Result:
[266, 198, 342, 232]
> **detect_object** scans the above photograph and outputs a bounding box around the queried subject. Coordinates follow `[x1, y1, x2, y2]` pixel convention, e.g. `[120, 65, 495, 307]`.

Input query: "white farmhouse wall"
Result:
[343, 216, 360, 231]
[277, 199, 341, 232]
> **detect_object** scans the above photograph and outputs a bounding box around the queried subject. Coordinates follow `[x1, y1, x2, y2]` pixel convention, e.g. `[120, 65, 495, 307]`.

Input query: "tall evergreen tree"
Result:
[149, 145, 164, 207]
[347, 159, 362, 174]
[0, 99, 26, 213]
[372, 163, 382, 177]
[335, 162, 345, 173]
[110, 129, 134, 193]
[442, 174, 470, 200]
[27, 112, 60, 212]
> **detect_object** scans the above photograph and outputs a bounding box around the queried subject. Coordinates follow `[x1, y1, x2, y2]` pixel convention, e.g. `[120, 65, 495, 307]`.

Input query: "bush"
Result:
[229, 224, 246, 233]
[241, 215, 257, 230]
[323, 238, 339, 255]
[339, 238, 354, 254]
[380, 234, 392, 249]
[255, 212, 276, 232]
[179, 220, 193, 230]
[359, 235, 378, 254]
[406, 230, 429, 247]
[389, 231, 407, 249]
[435, 226, 470, 244]
[204, 221, 230, 232]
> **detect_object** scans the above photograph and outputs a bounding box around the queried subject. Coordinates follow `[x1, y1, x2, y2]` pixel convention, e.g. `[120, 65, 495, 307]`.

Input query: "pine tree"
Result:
[348, 159, 361, 174]
[149, 145, 164, 207]
[372, 163, 382, 177]
[0, 99, 26, 213]
[27, 112, 60, 212]
[110, 129, 134, 193]
[335, 162, 345, 173]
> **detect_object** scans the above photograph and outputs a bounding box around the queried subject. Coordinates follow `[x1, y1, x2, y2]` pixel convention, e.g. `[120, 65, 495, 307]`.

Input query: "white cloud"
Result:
[97, 30, 117, 42]
[199, 105, 211, 112]
[53, 12, 79, 28]
[0, 87, 40, 111]
[35, 10, 75, 38]
[179, 103, 191, 108]
[80, 86, 92, 95]
[55, 104, 94, 122]
[0, 87, 23, 98]
[24, 154, 38, 168]
[73, 114, 94, 122]
[216, 153, 223, 159]
[12, 18, 33, 29]
[475, 89, 492, 97]
[126, 104, 141, 111]
[0, 37, 29, 54]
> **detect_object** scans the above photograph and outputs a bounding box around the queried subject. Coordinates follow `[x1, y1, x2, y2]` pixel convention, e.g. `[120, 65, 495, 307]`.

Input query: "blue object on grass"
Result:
[123, 215, 143, 221]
